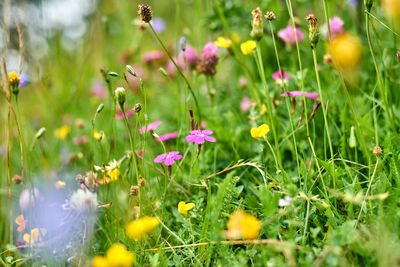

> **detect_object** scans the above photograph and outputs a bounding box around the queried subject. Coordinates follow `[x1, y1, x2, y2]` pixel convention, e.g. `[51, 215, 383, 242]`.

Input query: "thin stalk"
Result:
[302, 199, 310, 245]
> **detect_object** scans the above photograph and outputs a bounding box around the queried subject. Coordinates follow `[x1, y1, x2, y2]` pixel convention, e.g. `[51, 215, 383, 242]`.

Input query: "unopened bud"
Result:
[115, 87, 126, 106]
[134, 103, 142, 113]
[126, 65, 136, 77]
[349, 126, 356, 148]
[158, 67, 168, 77]
[108, 71, 119, 77]
[364, 0, 373, 12]
[96, 103, 104, 114]
[35, 127, 47, 140]
[138, 177, 146, 186]
[179, 37, 186, 52]
[323, 54, 333, 65]
[306, 14, 319, 49]
[12, 174, 23, 184]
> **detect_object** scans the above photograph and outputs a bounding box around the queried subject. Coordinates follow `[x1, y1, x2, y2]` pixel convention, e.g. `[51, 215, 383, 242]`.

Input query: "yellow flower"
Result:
[92, 243, 136, 267]
[54, 125, 71, 140]
[8, 72, 20, 85]
[381, 0, 400, 20]
[250, 124, 270, 138]
[55, 180, 66, 189]
[214, 37, 232, 49]
[225, 210, 261, 240]
[329, 34, 362, 71]
[240, 40, 256, 55]
[93, 130, 105, 141]
[125, 216, 160, 241]
[178, 201, 195, 216]
[23, 228, 47, 244]
[108, 168, 120, 182]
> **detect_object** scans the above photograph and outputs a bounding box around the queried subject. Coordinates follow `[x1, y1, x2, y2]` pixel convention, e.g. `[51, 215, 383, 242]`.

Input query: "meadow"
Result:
[1, 0, 400, 266]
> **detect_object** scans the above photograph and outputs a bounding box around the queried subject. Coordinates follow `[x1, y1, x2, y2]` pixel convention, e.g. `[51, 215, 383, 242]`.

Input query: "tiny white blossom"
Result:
[279, 196, 293, 207]
[69, 189, 98, 213]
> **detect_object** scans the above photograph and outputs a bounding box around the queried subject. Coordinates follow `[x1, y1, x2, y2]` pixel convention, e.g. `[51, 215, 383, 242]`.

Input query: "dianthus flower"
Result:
[156, 132, 178, 142]
[139, 120, 162, 134]
[153, 151, 183, 166]
[280, 91, 318, 99]
[185, 130, 216, 144]
[272, 69, 291, 85]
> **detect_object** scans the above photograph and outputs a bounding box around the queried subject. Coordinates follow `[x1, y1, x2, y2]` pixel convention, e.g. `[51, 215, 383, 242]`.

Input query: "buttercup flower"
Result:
[324, 17, 344, 40]
[54, 125, 71, 140]
[125, 216, 160, 241]
[185, 130, 216, 144]
[214, 36, 232, 49]
[139, 120, 162, 134]
[178, 201, 195, 216]
[250, 124, 270, 138]
[93, 130, 105, 141]
[272, 69, 291, 85]
[154, 151, 183, 166]
[92, 243, 136, 267]
[279, 196, 293, 207]
[108, 168, 121, 182]
[15, 214, 27, 233]
[280, 91, 318, 99]
[225, 210, 262, 240]
[156, 132, 178, 142]
[329, 33, 362, 70]
[23, 228, 47, 245]
[240, 40, 256, 55]
[381, 0, 400, 20]
[278, 25, 304, 45]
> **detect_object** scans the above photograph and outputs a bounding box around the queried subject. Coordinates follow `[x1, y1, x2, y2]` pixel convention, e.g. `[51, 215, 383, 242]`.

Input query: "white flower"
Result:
[278, 196, 293, 207]
[69, 189, 98, 213]
[19, 188, 40, 211]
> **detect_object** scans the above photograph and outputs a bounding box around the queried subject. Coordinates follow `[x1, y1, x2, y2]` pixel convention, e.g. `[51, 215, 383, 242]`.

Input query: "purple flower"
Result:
[279, 196, 293, 207]
[178, 45, 198, 69]
[348, 0, 360, 7]
[281, 91, 318, 99]
[19, 74, 29, 87]
[156, 132, 178, 141]
[139, 120, 162, 134]
[151, 18, 166, 34]
[154, 151, 183, 166]
[278, 25, 304, 45]
[324, 17, 344, 40]
[272, 69, 291, 85]
[116, 109, 133, 120]
[185, 130, 216, 144]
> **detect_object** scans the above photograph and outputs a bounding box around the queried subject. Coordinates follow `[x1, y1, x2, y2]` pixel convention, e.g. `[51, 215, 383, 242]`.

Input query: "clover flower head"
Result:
[250, 124, 270, 138]
[154, 151, 183, 166]
[324, 16, 344, 40]
[185, 130, 216, 144]
[240, 97, 252, 113]
[125, 216, 160, 241]
[178, 201, 195, 216]
[278, 25, 304, 45]
[240, 40, 256, 55]
[178, 45, 198, 69]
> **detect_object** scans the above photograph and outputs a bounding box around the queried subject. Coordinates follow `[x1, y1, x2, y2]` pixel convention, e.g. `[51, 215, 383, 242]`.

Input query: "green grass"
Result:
[1, 0, 400, 266]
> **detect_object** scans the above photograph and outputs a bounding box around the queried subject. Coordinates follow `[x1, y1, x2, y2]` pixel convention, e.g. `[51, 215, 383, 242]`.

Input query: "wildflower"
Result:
[153, 151, 183, 166]
[306, 14, 319, 49]
[238, 76, 248, 87]
[115, 87, 126, 106]
[225, 210, 262, 240]
[240, 97, 252, 113]
[142, 50, 165, 66]
[126, 65, 147, 91]
[373, 146, 383, 157]
[139, 177, 146, 186]
[55, 180, 66, 189]
[130, 185, 139, 196]
[250, 7, 264, 39]
[178, 201, 195, 216]
[178, 45, 198, 69]
[214, 37, 232, 49]
[19, 74, 29, 88]
[108, 168, 120, 182]
[151, 17, 166, 33]
[125, 216, 160, 241]
[329, 34, 362, 70]
[279, 196, 293, 207]
[323, 54, 333, 65]
[116, 109, 133, 120]
[92, 243, 136, 267]
[19, 188, 40, 211]
[185, 130, 216, 144]
[397, 51, 400, 63]
[139, 120, 162, 134]
[240, 40, 256, 55]
[54, 125, 71, 140]
[93, 130, 105, 141]
[323, 17, 344, 40]
[156, 132, 178, 142]
[138, 4, 152, 23]
[23, 228, 47, 244]
[15, 214, 27, 233]
[272, 69, 291, 85]
[8, 72, 20, 95]
[349, 126, 356, 148]
[196, 42, 219, 76]
[73, 136, 89, 145]
[265, 11, 276, 21]
[381, 0, 400, 20]
[280, 91, 318, 99]
[250, 124, 270, 138]
[278, 25, 304, 45]
[12, 174, 23, 184]
[69, 189, 98, 213]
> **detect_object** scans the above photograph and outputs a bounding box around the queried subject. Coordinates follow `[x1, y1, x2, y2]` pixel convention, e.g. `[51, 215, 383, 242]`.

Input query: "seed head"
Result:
[264, 11, 276, 21]
[323, 54, 333, 65]
[12, 174, 23, 184]
[130, 185, 139, 196]
[134, 103, 142, 113]
[138, 177, 146, 186]
[138, 4, 152, 23]
[306, 14, 319, 49]
[373, 146, 382, 157]
[250, 7, 264, 39]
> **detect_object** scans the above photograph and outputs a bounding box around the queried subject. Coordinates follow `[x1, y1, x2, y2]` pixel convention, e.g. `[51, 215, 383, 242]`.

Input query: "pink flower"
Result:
[196, 42, 219, 76]
[91, 82, 107, 99]
[116, 109, 133, 120]
[185, 130, 216, 144]
[238, 76, 248, 88]
[178, 46, 198, 69]
[278, 25, 304, 45]
[139, 120, 162, 134]
[272, 69, 291, 85]
[324, 17, 344, 40]
[156, 132, 178, 141]
[240, 97, 251, 113]
[280, 91, 318, 99]
[154, 151, 183, 166]
[201, 42, 218, 58]
[142, 50, 164, 63]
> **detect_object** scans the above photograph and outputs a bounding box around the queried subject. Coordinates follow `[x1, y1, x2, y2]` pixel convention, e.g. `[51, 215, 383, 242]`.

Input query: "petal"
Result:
[185, 135, 197, 142]
[305, 92, 318, 99]
[173, 155, 183, 160]
[201, 130, 213, 135]
[189, 130, 201, 135]
[164, 158, 175, 166]
[204, 136, 216, 142]
[154, 153, 166, 163]
[168, 151, 180, 156]
[194, 136, 205, 144]
[185, 203, 195, 210]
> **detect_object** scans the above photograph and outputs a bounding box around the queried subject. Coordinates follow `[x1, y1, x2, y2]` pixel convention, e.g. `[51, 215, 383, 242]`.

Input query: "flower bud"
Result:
[35, 127, 47, 140]
[250, 7, 264, 39]
[9, 72, 20, 95]
[138, 4, 152, 23]
[115, 87, 126, 106]
[96, 103, 104, 114]
[349, 126, 356, 148]
[12, 174, 23, 184]
[264, 11, 276, 21]
[397, 51, 400, 64]
[130, 185, 139, 196]
[126, 65, 136, 77]
[364, 0, 373, 12]
[134, 103, 142, 113]
[306, 14, 319, 49]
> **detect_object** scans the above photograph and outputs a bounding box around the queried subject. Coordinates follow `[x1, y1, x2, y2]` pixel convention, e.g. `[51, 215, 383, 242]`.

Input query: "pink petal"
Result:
[305, 92, 318, 99]
[201, 130, 213, 135]
[154, 153, 167, 163]
[204, 136, 216, 142]
[189, 130, 201, 135]
[194, 136, 205, 144]
[186, 135, 197, 142]
[140, 120, 162, 134]
[164, 158, 175, 166]
[168, 151, 180, 156]
[172, 155, 183, 160]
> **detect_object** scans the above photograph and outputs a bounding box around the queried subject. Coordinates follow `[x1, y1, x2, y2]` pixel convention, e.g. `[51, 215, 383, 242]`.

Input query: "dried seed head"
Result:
[373, 146, 382, 157]
[306, 14, 318, 29]
[138, 177, 146, 186]
[323, 54, 333, 65]
[250, 7, 264, 39]
[306, 14, 319, 49]
[134, 103, 142, 113]
[12, 174, 23, 184]
[264, 11, 276, 21]
[130, 185, 139, 196]
[138, 4, 152, 23]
